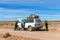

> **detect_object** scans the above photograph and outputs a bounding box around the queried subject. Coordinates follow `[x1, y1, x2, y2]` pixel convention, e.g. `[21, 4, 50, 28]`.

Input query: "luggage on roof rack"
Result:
[28, 14, 39, 19]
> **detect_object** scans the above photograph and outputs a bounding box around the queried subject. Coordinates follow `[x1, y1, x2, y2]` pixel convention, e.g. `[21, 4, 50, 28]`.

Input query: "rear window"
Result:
[36, 19, 41, 22]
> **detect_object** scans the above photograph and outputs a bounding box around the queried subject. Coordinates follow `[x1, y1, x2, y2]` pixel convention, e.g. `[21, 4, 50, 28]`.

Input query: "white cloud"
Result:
[0, 0, 57, 5]
[0, 8, 60, 21]
[0, 0, 43, 4]
[0, 8, 35, 19]
[0, 8, 33, 14]
[0, 0, 59, 9]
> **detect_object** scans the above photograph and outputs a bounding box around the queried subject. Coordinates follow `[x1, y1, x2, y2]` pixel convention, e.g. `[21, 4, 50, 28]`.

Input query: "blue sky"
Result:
[0, 0, 60, 21]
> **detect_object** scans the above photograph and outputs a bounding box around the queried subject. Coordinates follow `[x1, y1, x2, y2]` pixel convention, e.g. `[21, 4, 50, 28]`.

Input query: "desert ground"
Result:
[0, 21, 60, 40]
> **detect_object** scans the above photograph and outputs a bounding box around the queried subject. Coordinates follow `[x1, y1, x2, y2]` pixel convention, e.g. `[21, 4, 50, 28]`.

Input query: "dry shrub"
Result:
[3, 32, 11, 38]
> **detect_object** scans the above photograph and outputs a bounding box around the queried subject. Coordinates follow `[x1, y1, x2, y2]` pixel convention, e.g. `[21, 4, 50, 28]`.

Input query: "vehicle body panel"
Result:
[17, 18, 42, 29]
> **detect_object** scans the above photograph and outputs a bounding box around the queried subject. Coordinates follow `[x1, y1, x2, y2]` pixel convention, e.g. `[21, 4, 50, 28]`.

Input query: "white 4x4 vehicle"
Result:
[17, 18, 42, 31]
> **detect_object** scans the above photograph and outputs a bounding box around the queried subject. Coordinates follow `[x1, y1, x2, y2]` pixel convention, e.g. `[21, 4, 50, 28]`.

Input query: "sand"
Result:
[0, 21, 60, 40]
[0, 33, 39, 40]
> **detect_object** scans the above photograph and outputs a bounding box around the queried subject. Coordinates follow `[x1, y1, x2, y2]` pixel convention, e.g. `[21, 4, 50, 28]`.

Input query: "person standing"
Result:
[45, 20, 48, 30]
[14, 20, 19, 30]
[21, 20, 25, 30]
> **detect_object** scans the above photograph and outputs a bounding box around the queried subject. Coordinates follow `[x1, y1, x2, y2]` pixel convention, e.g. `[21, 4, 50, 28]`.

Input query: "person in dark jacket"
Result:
[14, 20, 19, 30]
[45, 20, 48, 30]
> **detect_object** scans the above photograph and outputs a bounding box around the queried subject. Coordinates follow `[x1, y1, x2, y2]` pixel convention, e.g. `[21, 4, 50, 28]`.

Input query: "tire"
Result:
[28, 26, 32, 31]
[15, 25, 20, 30]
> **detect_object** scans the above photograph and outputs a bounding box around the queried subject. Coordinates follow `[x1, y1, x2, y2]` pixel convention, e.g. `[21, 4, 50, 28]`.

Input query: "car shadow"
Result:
[36, 29, 49, 31]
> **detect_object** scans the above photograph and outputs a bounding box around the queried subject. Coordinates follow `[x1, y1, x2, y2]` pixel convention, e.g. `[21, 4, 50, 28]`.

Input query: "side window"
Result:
[25, 19, 34, 23]
[18, 21, 21, 23]
[36, 19, 41, 22]
[30, 19, 34, 23]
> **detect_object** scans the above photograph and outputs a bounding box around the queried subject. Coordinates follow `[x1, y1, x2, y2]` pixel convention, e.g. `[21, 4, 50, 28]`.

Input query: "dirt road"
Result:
[0, 28, 60, 40]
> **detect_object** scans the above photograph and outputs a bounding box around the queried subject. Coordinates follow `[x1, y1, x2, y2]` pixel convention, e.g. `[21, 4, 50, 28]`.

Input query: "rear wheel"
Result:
[28, 26, 33, 31]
